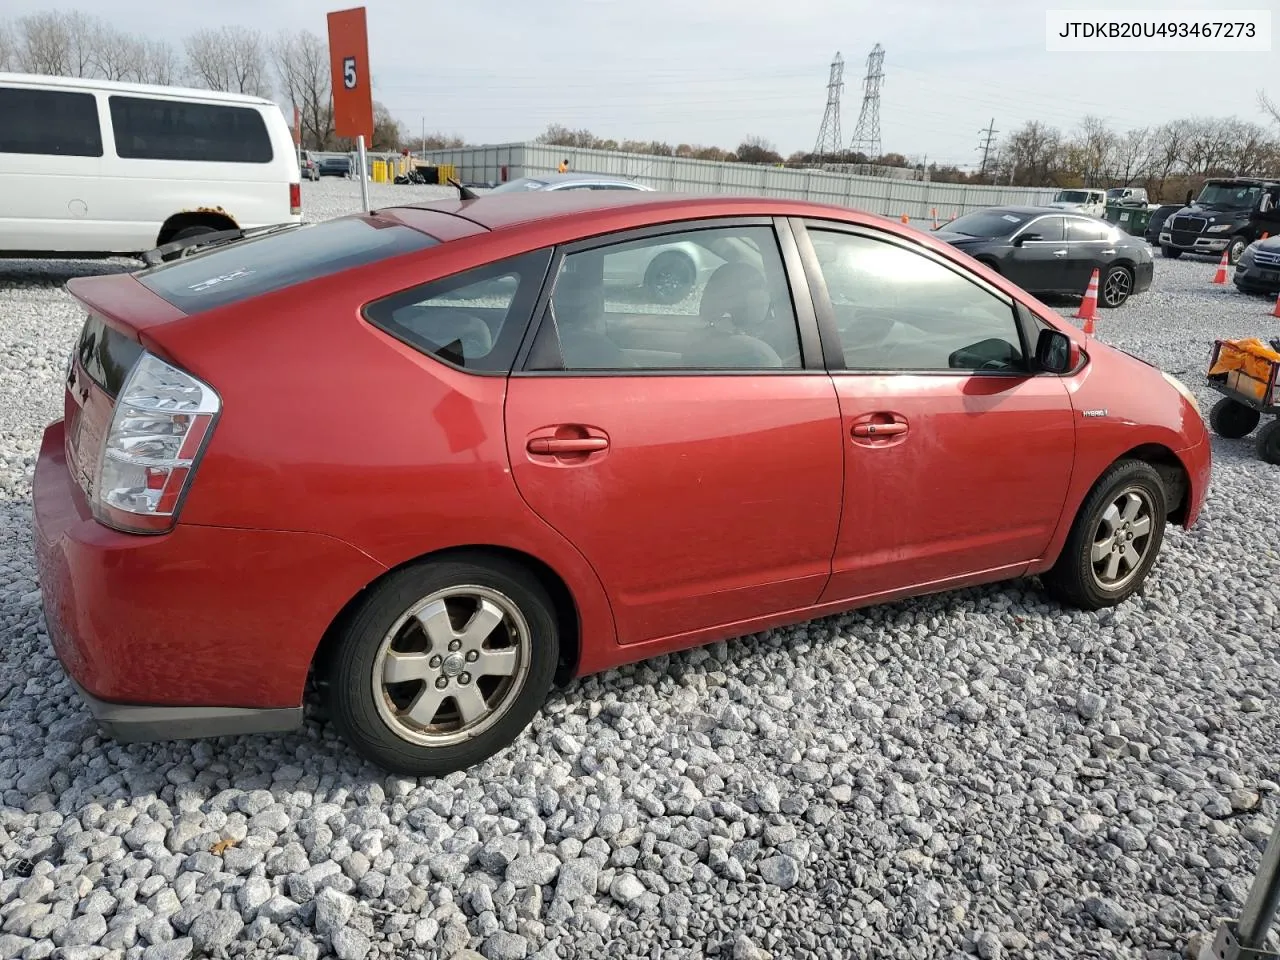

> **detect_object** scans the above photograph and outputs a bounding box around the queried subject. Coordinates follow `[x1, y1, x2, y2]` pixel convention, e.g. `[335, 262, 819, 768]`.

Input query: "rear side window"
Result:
[0, 88, 102, 157]
[109, 96, 273, 163]
[364, 250, 554, 373]
[137, 217, 439, 314]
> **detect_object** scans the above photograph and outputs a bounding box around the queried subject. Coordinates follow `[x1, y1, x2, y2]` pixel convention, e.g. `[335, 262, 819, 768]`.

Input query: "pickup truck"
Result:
[1048, 188, 1107, 218]
[1158, 177, 1280, 264]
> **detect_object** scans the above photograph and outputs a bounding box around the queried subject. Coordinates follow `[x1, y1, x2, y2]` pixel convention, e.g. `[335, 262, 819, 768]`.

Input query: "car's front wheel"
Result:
[326, 555, 559, 776]
[1041, 460, 1167, 610]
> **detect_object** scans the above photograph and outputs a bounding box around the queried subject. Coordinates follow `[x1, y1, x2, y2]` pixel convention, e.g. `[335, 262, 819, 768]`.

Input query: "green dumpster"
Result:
[1105, 203, 1154, 236]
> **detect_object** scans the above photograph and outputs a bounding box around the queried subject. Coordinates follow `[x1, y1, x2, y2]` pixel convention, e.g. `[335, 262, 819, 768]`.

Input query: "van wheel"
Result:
[1041, 460, 1167, 611]
[324, 555, 559, 776]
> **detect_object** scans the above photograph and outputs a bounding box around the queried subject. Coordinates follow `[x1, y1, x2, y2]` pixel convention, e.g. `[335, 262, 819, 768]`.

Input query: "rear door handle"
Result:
[527, 437, 609, 454]
[851, 422, 907, 438]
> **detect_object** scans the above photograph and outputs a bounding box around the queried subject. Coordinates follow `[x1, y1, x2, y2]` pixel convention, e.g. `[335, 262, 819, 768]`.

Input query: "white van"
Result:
[0, 73, 301, 259]
[1047, 188, 1108, 219]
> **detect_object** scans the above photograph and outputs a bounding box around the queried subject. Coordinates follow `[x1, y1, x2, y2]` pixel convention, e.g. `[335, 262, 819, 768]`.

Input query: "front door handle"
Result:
[1053, 249, 1068, 257]
[851, 421, 907, 438]
[527, 437, 609, 454]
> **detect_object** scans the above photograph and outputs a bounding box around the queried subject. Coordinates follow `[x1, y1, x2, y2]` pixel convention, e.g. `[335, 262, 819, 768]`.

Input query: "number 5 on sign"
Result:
[327, 7, 373, 141]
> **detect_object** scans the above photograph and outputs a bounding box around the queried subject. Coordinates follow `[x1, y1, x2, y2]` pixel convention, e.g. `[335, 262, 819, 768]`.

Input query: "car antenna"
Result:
[448, 177, 478, 201]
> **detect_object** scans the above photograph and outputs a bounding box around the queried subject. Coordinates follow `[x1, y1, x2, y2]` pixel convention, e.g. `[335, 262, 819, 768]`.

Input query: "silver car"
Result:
[485, 173, 721, 303]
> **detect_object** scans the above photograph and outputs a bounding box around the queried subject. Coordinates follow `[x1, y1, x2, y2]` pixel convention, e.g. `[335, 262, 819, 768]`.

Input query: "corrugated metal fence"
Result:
[418, 143, 1058, 219]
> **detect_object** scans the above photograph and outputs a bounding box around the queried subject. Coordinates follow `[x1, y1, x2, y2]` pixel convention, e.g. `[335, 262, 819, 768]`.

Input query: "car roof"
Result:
[522, 172, 645, 186]
[387, 190, 849, 233]
[0, 71, 278, 107]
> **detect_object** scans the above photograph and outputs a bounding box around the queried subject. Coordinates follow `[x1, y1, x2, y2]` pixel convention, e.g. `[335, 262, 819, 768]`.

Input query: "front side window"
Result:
[365, 250, 552, 372]
[807, 227, 1026, 374]
[110, 96, 273, 163]
[0, 88, 102, 157]
[526, 225, 802, 372]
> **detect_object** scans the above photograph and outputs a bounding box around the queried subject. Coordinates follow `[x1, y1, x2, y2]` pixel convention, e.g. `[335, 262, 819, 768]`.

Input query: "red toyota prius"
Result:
[33, 191, 1211, 775]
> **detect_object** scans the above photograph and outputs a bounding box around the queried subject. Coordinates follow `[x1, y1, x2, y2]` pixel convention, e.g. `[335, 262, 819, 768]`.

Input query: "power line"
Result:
[978, 118, 998, 179]
[848, 43, 885, 159]
[813, 52, 845, 161]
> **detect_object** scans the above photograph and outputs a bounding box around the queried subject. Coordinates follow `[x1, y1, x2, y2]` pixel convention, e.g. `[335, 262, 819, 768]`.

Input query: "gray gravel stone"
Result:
[481, 931, 530, 960]
[187, 911, 243, 952]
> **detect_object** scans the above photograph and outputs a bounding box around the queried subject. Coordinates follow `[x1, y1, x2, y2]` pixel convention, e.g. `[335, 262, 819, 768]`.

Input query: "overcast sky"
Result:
[6, 0, 1278, 163]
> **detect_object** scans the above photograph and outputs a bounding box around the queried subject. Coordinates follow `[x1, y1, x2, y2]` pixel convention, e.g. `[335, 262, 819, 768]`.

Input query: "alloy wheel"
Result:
[371, 585, 531, 748]
[1089, 488, 1155, 590]
[1102, 268, 1131, 306]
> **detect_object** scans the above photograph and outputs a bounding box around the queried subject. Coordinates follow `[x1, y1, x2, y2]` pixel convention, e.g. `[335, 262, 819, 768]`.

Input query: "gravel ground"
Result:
[0, 178, 1278, 960]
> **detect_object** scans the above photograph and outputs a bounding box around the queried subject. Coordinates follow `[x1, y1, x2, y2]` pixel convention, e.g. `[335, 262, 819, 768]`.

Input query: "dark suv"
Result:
[1158, 178, 1280, 264]
[319, 156, 352, 178]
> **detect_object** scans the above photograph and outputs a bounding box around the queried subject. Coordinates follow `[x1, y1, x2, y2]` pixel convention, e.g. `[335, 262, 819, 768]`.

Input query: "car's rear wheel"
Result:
[1041, 460, 1167, 610]
[325, 555, 559, 776]
[1099, 265, 1133, 308]
[644, 251, 697, 304]
[1209, 397, 1261, 439]
[1161, 246, 1182, 259]
[1257, 419, 1280, 465]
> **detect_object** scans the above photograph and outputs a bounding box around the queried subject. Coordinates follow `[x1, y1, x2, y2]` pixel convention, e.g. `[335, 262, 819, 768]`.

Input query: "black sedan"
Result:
[1233, 236, 1280, 295]
[933, 206, 1154, 308]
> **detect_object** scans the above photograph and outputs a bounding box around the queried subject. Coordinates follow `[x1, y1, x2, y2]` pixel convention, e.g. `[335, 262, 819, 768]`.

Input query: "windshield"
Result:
[1106, 189, 1124, 199]
[1197, 183, 1263, 209]
[943, 210, 1031, 238]
[1054, 190, 1090, 203]
[488, 178, 548, 194]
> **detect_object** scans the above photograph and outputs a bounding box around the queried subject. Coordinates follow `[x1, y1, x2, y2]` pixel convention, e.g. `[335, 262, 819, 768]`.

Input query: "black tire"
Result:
[1161, 246, 1182, 259]
[1257, 419, 1280, 465]
[1227, 235, 1249, 265]
[1099, 264, 1133, 308]
[643, 250, 697, 305]
[325, 555, 559, 776]
[1208, 397, 1261, 439]
[1041, 459, 1168, 611]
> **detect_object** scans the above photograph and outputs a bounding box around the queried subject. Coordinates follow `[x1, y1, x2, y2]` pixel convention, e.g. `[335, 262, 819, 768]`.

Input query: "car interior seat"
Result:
[545, 263, 628, 369]
[402, 307, 494, 366]
[687, 262, 786, 368]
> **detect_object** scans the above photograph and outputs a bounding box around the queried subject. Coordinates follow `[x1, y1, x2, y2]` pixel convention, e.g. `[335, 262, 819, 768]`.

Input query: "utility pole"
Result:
[421, 117, 425, 158]
[978, 118, 998, 182]
[812, 52, 845, 163]
[849, 43, 885, 161]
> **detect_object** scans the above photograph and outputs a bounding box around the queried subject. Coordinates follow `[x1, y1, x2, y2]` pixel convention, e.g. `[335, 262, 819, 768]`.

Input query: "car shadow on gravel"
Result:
[0, 258, 136, 288]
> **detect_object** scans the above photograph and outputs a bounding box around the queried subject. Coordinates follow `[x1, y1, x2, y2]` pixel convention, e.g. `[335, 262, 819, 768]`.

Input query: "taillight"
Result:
[290, 182, 301, 216]
[93, 352, 220, 534]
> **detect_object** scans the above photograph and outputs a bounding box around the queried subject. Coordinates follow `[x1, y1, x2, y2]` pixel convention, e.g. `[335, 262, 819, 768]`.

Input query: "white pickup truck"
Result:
[1048, 188, 1108, 218]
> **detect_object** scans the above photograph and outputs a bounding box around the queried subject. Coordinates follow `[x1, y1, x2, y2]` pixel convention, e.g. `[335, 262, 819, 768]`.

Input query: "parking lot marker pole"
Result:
[356, 135, 371, 214]
[1200, 813, 1280, 959]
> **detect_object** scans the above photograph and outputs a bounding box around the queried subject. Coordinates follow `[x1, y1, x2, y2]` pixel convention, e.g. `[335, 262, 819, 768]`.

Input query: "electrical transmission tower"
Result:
[848, 43, 885, 160]
[977, 118, 999, 180]
[812, 52, 844, 162]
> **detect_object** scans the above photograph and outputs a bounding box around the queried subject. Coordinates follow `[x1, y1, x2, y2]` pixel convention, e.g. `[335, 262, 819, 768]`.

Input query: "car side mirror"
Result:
[1014, 233, 1040, 246]
[1035, 328, 1079, 374]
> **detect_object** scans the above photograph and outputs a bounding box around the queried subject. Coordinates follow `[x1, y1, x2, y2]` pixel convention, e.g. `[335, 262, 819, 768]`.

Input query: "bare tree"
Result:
[1183, 117, 1235, 176]
[93, 24, 147, 82]
[273, 29, 333, 149]
[185, 27, 271, 97]
[142, 39, 180, 85]
[0, 23, 14, 70]
[1075, 115, 1117, 186]
[1112, 127, 1153, 185]
[998, 121, 1062, 186]
[1260, 91, 1280, 127]
[15, 12, 74, 75]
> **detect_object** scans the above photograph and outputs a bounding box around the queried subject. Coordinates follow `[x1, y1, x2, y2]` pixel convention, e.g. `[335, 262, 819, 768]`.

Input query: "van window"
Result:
[109, 96, 273, 163]
[0, 88, 103, 157]
[137, 217, 439, 314]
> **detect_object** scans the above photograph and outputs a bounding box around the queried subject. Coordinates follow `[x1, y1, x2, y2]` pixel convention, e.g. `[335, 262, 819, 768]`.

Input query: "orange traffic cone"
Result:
[1272, 291, 1280, 318]
[1212, 250, 1230, 284]
[931, 207, 939, 229]
[900, 213, 909, 224]
[1263, 232, 1270, 240]
[950, 211, 957, 220]
[1075, 268, 1099, 333]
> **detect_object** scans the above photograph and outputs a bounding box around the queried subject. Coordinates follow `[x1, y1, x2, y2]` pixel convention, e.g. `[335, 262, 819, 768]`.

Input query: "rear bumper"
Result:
[33, 420, 385, 738]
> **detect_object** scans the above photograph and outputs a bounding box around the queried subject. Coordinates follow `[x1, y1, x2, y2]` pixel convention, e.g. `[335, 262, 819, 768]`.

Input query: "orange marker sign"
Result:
[327, 7, 373, 142]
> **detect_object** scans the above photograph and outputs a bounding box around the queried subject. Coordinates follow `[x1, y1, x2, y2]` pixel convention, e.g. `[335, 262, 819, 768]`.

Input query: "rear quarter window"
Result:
[137, 217, 439, 314]
[109, 95, 274, 163]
